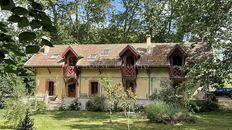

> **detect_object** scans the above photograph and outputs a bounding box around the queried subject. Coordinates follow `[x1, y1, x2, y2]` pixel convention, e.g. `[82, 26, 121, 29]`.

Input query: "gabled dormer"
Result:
[119, 45, 140, 78]
[167, 44, 187, 78]
[62, 46, 79, 79]
[167, 44, 187, 67]
[62, 46, 79, 66]
[119, 45, 140, 67]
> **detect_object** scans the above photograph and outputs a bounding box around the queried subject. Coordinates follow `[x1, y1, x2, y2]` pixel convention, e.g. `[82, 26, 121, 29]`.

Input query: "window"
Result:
[101, 49, 110, 56]
[69, 57, 77, 66]
[172, 55, 182, 66]
[49, 54, 59, 59]
[87, 54, 97, 61]
[125, 81, 135, 93]
[126, 56, 134, 66]
[48, 81, 55, 96]
[90, 81, 99, 95]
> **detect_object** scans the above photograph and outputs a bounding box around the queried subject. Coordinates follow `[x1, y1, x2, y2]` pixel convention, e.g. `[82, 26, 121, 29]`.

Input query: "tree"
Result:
[16, 109, 35, 130]
[101, 78, 121, 123]
[101, 78, 136, 130]
[0, 0, 56, 73]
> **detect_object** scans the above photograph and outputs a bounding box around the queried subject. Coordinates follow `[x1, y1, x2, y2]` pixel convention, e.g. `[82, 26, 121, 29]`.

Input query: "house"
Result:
[24, 36, 210, 108]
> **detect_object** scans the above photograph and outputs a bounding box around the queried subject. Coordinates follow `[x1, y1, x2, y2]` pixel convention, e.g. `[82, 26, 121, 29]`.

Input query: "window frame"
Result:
[89, 81, 100, 96]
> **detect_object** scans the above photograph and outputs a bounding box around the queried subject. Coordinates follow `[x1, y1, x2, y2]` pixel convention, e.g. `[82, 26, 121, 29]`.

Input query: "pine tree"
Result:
[16, 109, 34, 130]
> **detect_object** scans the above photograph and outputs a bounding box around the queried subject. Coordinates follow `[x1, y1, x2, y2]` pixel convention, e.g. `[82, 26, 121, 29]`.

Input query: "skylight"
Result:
[49, 54, 59, 59]
[88, 54, 97, 61]
[101, 49, 110, 56]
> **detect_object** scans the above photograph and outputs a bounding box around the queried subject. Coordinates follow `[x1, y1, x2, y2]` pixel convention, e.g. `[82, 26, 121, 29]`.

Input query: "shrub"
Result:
[150, 82, 183, 105]
[0, 98, 4, 109]
[30, 100, 47, 113]
[145, 100, 194, 124]
[86, 96, 108, 112]
[16, 109, 35, 130]
[69, 98, 81, 111]
[187, 100, 219, 113]
[133, 104, 145, 113]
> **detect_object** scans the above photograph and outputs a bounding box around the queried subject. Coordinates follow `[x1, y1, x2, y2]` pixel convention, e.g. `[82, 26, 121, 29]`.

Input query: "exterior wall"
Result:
[136, 68, 170, 99]
[78, 68, 122, 97]
[35, 67, 170, 102]
[35, 67, 65, 101]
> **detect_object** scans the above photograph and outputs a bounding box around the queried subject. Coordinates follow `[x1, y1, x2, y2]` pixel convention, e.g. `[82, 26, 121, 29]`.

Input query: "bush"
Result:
[16, 109, 35, 130]
[30, 100, 47, 113]
[0, 98, 4, 109]
[145, 100, 194, 124]
[187, 100, 219, 113]
[150, 82, 183, 105]
[86, 96, 108, 112]
[69, 98, 81, 111]
[133, 104, 145, 113]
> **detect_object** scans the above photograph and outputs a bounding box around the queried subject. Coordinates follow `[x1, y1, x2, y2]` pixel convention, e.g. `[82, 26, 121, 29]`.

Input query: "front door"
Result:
[68, 83, 76, 97]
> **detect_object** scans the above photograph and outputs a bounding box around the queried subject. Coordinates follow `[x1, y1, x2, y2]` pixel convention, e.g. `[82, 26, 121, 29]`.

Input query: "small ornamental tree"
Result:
[16, 109, 34, 130]
[101, 78, 137, 130]
[101, 78, 122, 123]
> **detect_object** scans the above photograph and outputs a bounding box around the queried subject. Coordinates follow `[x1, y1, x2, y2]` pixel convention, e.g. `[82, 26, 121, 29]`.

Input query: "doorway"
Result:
[68, 83, 76, 97]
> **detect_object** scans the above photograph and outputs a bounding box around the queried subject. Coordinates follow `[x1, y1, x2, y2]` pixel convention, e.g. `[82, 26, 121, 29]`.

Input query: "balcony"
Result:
[121, 66, 137, 77]
[63, 66, 77, 78]
[169, 66, 184, 78]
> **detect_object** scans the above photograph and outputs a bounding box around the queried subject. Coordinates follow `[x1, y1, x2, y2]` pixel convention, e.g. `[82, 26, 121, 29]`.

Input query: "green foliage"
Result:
[3, 99, 29, 127]
[187, 100, 219, 113]
[0, 0, 55, 73]
[16, 109, 35, 130]
[150, 80, 183, 104]
[69, 98, 81, 111]
[145, 100, 194, 124]
[86, 96, 108, 112]
[29, 100, 47, 113]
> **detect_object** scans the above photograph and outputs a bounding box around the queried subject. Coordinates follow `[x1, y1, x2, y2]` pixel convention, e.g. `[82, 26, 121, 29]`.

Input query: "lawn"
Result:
[1, 109, 232, 130]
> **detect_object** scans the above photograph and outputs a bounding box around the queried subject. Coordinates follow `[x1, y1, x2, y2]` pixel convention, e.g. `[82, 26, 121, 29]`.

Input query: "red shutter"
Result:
[53, 81, 56, 96]
[65, 81, 68, 97]
[75, 81, 78, 97]
[98, 82, 100, 96]
[45, 80, 48, 95]
[89, 81, 91, 97]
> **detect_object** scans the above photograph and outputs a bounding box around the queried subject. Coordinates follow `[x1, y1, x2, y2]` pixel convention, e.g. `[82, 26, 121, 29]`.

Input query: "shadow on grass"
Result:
[0, 124, 14, 130]
[67, 121, 129, 130]
[51, 111, 123, 121]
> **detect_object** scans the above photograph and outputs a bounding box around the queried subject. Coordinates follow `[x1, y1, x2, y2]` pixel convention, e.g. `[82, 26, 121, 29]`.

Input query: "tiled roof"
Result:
[24, 43, 211, 68]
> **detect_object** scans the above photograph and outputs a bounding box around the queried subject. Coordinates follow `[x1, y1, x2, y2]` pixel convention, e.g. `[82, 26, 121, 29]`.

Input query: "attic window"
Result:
[49, 54, 59, 59]
[101, 49, 110, 56]
[88, 54, 97, 61]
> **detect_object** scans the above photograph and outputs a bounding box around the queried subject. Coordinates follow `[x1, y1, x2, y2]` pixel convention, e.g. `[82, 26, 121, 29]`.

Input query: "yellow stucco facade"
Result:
[35, 67, 170, 100]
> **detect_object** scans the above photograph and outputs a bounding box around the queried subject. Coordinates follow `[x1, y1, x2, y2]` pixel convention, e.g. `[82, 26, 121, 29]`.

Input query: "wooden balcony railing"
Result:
[169, 66, 184, 78]
[63, 66, 77, 78]
[121, 66, 137, 77]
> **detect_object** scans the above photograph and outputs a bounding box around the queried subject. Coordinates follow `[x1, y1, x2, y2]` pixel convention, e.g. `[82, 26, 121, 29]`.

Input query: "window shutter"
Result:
[45, 80, 48, 95]
[89, 81, 91, 96]
[54, 81, 56, 96]
[98, 82, 100, 95]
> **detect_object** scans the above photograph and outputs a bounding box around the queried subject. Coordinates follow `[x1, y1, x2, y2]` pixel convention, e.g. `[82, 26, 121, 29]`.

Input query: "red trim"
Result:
[61, 46, 79, 58]
[65, 81, 68, 97]
[76, 80, 78, 97]
[119, 45, 140, 59]
[167, 44, 187, 58]
[54, 81, 56, 96]
[45, 80, 48, 94]
[88, 80, 100, 96]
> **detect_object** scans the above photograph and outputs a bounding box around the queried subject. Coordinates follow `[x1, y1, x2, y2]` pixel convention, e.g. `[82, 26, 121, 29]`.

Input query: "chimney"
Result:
[44, 45, 50, 53]
[146, 35, 153, 54]
[146, 34, 151, 48]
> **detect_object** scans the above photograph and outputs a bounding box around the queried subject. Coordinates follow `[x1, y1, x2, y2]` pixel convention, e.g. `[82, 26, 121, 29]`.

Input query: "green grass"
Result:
[1, 109, 232, 130]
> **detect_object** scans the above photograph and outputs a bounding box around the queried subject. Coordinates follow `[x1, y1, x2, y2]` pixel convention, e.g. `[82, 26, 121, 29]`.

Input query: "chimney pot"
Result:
[44, 45, 50, 53]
